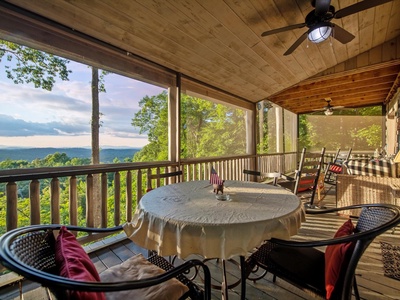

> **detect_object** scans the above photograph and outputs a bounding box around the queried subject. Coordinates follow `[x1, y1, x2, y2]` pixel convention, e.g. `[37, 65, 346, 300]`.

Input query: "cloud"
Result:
[0, 114, 89, 137]
[0, 60, 164, 147]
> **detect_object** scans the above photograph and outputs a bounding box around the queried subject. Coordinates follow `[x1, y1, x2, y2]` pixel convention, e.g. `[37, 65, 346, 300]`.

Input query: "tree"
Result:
[0, 40, 71, 90]
[90, 67, 108, 226]
[299, 106, 383, 151]
[131, 91, 247, 162]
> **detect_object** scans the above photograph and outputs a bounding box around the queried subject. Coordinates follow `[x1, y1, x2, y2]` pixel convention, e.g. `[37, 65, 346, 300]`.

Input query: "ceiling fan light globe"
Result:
[308, 25, 332, 43]
[324, 108, 334, 116]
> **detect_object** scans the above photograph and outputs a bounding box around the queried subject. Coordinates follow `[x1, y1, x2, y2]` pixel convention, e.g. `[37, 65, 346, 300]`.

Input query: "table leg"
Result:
[240, 256, 246, 300]
[221, 259, 228, 300]
[222, 257, 246, 300]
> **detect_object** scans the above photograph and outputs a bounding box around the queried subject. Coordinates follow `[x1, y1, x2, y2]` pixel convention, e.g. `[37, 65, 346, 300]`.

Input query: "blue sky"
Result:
[0, 59, 164, 148]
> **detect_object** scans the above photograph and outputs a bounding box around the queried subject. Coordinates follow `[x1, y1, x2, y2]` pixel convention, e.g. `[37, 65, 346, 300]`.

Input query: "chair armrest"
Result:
[269, 233, 361, 248]
[243, 170, 261, 176]
[280, 174, 295, 181]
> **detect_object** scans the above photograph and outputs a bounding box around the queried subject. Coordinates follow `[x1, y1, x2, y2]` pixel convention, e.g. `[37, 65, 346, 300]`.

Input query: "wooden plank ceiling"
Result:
[3, 0, 400, 114]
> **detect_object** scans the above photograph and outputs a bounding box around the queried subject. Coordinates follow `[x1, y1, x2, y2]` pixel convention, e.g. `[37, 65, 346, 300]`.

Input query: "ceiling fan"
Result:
[314, 98, 344, 115]
[261, 0, 393, 55]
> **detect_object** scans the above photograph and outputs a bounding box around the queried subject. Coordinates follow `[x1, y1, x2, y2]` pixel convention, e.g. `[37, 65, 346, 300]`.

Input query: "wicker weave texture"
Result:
[337, 175, 400, 215]
[380, 242, 400, 281]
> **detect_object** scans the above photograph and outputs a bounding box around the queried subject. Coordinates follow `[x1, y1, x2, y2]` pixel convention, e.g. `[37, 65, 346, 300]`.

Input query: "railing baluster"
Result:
[70, 176, 78, 226]
[6, 182, 18, 231]
[114, 172, 120, 226]
[50, 178, 60, 225]
[126, 170, 132, 222]
[86, 174, 94, 227]
[30, 180, 40, 225]
[137, 169, 143, 202]
[101, 172, 107, 227]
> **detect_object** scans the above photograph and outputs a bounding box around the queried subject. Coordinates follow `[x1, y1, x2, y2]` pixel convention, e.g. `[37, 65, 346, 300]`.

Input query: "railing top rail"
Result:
[0, 161, 179, 183]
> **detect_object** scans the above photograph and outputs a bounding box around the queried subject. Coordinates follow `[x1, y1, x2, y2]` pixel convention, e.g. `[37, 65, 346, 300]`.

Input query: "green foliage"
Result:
[0, 159, 30, 170]
[352, 124, 382, 147]
[132, 91, 169, 161]
[0, 40, 71, 90]
[131, 91, 247, 161]
[182, 98, 246, 158]
[299, 106, 383, 151]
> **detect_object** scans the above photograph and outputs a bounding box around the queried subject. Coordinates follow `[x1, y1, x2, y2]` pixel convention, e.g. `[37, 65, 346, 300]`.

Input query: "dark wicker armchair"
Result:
[245, 204, 400, 300]
[0, 225, 211, 300]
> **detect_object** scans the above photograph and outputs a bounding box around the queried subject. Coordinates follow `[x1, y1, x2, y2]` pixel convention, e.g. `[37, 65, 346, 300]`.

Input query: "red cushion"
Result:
[329, 165, 343, 173]
[55, 226, 105, 300]
[297, 178, 314, 192]
[324, 219, 355, 300]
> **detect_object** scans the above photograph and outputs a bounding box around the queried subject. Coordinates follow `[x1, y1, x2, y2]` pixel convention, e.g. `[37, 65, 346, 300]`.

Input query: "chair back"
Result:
[294, 147, 325, 206]
[324, 148, 352, 185]
[243, 169, 281, 185]
[336, 204, 400, 299]
[147, 168, 183, 192]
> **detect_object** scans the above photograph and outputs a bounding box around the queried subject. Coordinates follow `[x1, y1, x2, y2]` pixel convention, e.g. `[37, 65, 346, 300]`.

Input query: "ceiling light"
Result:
[308, 25, 332, 44]
[324, 108, 334, 116]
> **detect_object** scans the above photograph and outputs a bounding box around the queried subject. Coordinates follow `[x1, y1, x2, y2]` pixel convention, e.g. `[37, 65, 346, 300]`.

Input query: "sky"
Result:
[0, 59, 165, 148]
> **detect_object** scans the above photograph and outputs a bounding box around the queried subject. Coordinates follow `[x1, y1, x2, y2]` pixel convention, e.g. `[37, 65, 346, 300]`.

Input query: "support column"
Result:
[276, 106, 284, 153]
[168, 73, 180, 166]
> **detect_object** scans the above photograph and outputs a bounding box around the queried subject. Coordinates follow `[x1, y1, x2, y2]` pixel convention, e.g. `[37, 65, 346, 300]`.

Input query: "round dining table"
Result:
[123, 180, 305, 299]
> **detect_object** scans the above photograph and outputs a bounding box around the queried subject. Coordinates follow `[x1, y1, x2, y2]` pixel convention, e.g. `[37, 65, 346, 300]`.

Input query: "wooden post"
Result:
[30, 180, 40, 225]
[126, 170, 132, 222]
[137, 169, 142, 202]
[86, 174, 94, 228]
[6, 182, 18, 231]
[69, 176, 78, 226]
[50, 178, 60, 224]
[114, 172, 120, 226]
[101, 172, 108, 228]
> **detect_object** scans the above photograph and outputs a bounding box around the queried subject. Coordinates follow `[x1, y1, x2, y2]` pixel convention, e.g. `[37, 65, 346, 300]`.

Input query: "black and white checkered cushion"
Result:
[344, 159, 395, 177]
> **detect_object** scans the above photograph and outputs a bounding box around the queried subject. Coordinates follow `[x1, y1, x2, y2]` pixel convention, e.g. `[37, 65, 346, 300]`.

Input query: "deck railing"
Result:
[0, 153, 299, 234]
[0, 150, 373, 235]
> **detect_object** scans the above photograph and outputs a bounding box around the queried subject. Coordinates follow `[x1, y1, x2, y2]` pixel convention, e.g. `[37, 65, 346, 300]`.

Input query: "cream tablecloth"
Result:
[124, 180, 305, 259]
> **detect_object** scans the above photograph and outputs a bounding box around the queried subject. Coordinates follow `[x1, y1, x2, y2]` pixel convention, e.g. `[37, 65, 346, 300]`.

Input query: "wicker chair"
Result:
[245, 204, 400, 300]
[0, 225, 211, 300]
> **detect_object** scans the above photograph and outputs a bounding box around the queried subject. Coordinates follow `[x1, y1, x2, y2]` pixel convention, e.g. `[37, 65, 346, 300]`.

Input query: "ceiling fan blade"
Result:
[334, 0, 393, 19]
[261, 23, 306, 37]
[284, 31, 308, 56]
[332, 106, 345, 109]
[314, 0, 331, 16]
[332, 24, 355, 44]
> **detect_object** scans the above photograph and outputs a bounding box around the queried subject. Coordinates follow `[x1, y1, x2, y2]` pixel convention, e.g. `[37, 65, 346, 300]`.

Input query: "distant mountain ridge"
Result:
[0, 147, 141, 163]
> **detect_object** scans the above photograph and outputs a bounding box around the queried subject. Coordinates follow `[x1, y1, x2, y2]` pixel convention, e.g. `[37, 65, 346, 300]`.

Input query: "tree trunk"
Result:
[91, 67, 101, 226]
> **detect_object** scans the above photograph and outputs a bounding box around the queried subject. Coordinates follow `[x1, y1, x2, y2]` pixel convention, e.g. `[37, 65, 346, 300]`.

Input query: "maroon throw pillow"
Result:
[324, 219, 355, 300]
[55, 226, 105, 300]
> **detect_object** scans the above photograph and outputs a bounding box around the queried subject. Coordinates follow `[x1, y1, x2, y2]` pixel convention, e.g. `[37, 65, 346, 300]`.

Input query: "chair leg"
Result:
[353, 276, 360, 300]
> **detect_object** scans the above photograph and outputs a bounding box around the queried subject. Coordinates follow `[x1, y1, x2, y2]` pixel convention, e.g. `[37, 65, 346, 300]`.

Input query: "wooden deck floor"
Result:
[1, 185, 399, 299]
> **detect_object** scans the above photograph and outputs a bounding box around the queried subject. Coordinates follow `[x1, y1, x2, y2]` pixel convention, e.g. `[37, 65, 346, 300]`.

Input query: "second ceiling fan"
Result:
[261, 0, 393, 55]
[313, 98, 344, 115]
